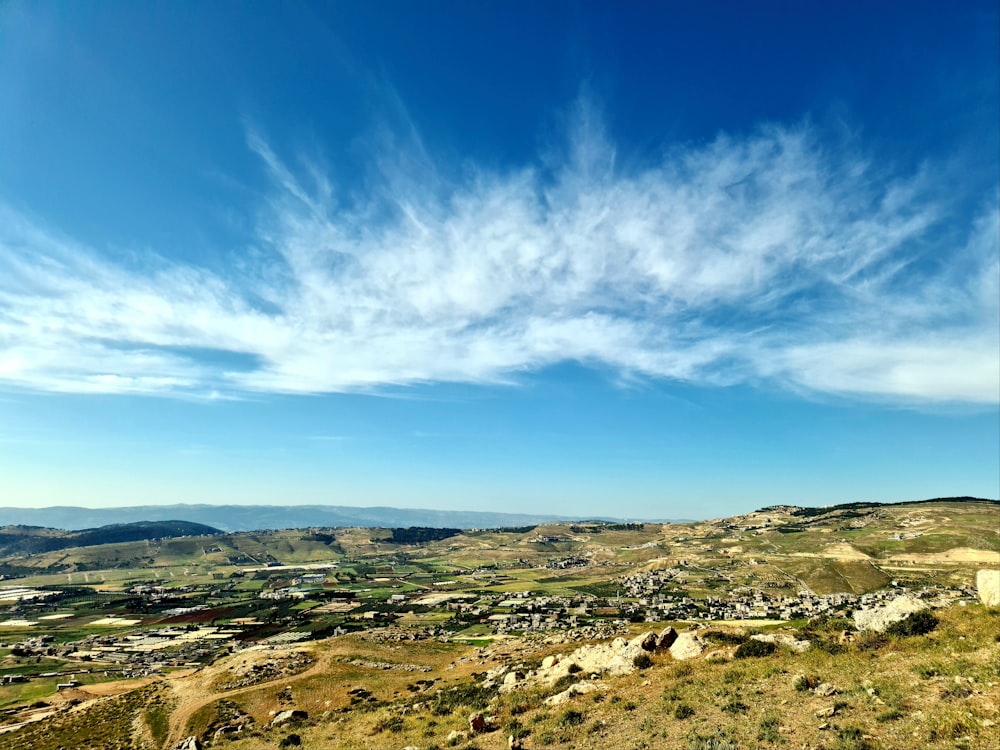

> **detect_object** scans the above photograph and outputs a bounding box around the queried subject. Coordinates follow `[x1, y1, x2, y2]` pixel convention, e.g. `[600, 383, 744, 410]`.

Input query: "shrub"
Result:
[877, 708, 904, 722]
[567, 662, 582, 674]
[507, 719, 529, 740]
[734, 639, 777, 659]
[279, 735, 302, 748]
[722, 667, 744, 684]
[687, 730, 739, 750]
[722, 697, 748, 714]
[885, 610, 938, 637]
[633, 652, 654, 669]
[834, 726, 876, 750]
[559, 709, 584, 726]
[794, 674, 821, 691]
[757, 715, 781, 743]
[674, 703, 695, 719]
[702, 629, 749, 645]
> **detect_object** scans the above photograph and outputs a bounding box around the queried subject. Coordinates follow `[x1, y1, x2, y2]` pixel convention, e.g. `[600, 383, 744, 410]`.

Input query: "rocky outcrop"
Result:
[496, 630, 664, 693]
[172, 739, 200, 750]
[853, 594, 928, 633]
[976, 569, 1000, 607]
[270, 709, 308, 727]
[668, 631, 705, 660]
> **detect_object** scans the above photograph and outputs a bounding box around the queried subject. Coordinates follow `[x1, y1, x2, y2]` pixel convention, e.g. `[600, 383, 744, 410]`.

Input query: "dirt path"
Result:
[163, 647, 334, 748]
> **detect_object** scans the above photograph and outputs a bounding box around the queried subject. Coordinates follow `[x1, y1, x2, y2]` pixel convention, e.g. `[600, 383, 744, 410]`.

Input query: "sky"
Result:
[0, 1, 997, 520]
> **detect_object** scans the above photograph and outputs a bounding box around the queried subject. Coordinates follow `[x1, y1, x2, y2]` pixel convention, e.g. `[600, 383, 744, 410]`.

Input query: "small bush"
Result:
[559, 709, 584, 726]
[834, 726, 876, 750]
[757, 715, 781, 743]
[877, 708, 904, 722]
[722, 697, 748, 714]
[885, 610, 938, 637]
[567, 662, 582, 674]
[794, 674, 821, 691]
[507, 719, 529, 740]
[687, 730, 740, 750]
[702, 629, 749, 645]
[674, 703, 695, 719]
[279, 735, 302, 748]
[633, 652, 654, 669]
[855, 631, 886, 652]
[722, 667, 744, 684]
[734, 639, 777, 659]
[372, 715, 404, 733]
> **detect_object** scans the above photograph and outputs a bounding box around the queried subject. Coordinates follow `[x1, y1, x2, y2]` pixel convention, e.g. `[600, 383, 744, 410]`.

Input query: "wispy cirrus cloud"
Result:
[0, 103, 996, 404]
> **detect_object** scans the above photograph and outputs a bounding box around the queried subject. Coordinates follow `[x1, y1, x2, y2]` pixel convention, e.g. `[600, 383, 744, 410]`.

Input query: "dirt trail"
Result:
[163, 647, 334, 748]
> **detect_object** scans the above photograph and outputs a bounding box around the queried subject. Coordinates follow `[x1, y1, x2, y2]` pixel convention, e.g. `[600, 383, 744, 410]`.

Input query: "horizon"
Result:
[1, 2, 998, 519]
[0, 495, 996, 530]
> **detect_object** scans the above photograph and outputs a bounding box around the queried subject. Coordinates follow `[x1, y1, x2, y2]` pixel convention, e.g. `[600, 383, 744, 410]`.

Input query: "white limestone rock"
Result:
[668, 631, 705, 661]
[853, 594, 928, 633]
[976, 569, 1000, 607]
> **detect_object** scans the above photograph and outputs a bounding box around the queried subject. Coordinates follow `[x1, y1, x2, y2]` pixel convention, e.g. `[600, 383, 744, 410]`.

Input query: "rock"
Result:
[213, 725, 241, 740]
[816, 706, 837, 718]
[543, 680, 604, 706]
[270, 709, 308, 727]
[704, 649, 732, 661]
[657, 626, 678, 650]
[853, 594, 929, 632]
[630, 631, 659, 652]
[976, 569, 1000, 607]
[669, 631, 705, 661]
[469, 712, 487, 733]
[447, 730, 469, 743]
[172, 739, 200, 750]
[813, 683, 837, 697]
[502, 671, 521, 688]
[542, 655, 558, 668]
[751, 633, 811, 653]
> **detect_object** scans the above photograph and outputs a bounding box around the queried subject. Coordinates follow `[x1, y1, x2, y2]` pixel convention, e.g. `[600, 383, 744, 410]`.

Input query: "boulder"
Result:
[469, 712, 487, 733]
[447, 730, 469, 743]
[172, 739, 200, 750]
[669, 631, 705, 661]
[631, 632, 659, 652]
[543, 680, 603, 706]
[976, 569, 1000, 607]
[270, 709, 307, 727]
[657, 626, 678, 650]
[853, 594, 928, 633]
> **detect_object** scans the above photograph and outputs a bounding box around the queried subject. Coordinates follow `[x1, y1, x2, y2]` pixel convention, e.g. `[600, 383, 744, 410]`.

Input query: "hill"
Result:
[0, 520, 221, 556]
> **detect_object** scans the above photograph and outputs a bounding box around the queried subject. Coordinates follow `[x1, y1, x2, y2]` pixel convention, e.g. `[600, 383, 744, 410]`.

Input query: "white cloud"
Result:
[0, 107, 996, 404]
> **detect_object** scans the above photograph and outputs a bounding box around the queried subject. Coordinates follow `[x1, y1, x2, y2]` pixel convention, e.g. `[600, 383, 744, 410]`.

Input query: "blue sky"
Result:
[0, 2, 997, 519]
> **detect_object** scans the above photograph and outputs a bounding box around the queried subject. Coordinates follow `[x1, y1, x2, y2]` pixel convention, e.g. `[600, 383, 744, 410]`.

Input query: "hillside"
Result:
[0, 497, 995, 749]
[0, 521, 221, 556]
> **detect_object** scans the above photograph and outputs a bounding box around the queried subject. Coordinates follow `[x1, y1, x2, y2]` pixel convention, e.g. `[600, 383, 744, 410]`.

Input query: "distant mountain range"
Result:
[0, 504, 638, 532]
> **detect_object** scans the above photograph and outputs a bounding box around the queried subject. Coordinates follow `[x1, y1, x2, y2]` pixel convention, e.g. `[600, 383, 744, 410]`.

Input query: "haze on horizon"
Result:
[0, 2, 997, 520]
